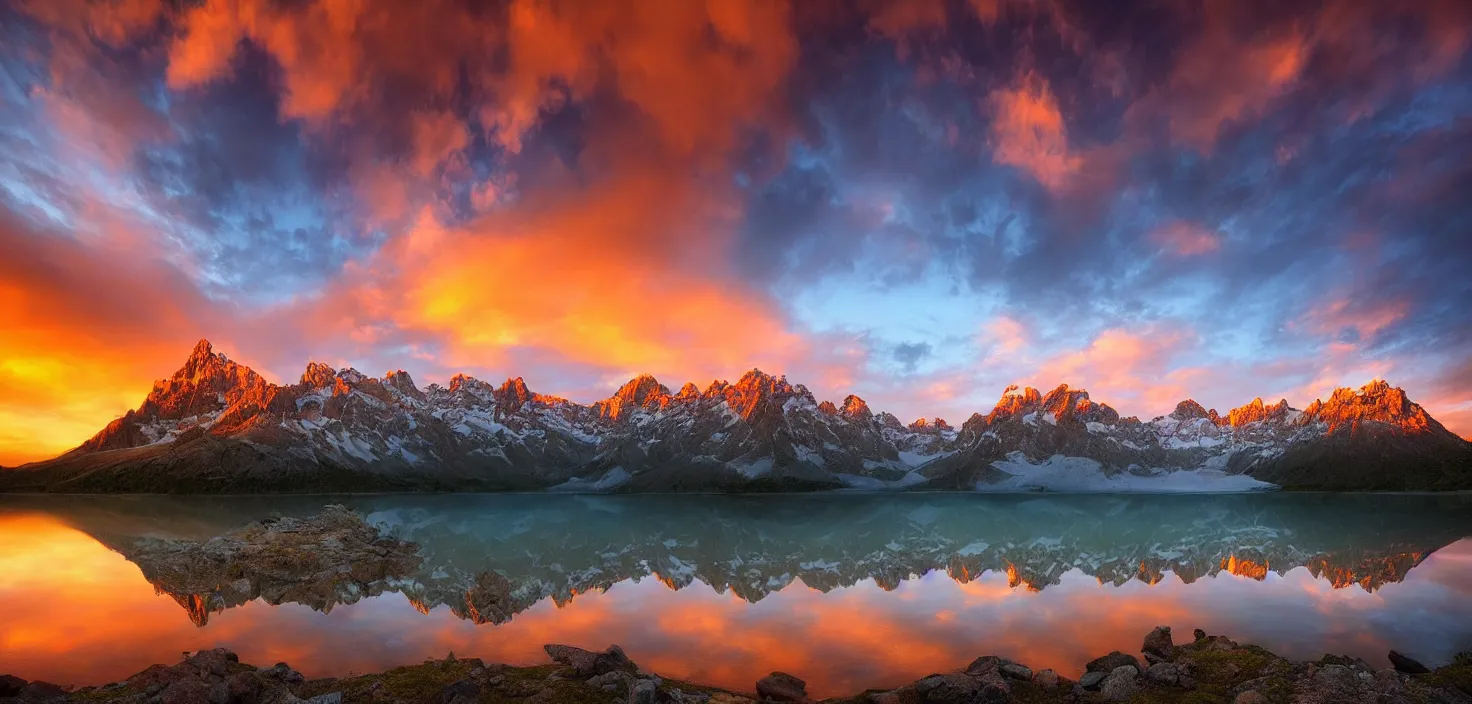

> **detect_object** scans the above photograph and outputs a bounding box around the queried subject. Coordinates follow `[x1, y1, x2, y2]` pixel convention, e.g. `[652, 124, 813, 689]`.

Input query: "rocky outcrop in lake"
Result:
[109, 505, 422, 626]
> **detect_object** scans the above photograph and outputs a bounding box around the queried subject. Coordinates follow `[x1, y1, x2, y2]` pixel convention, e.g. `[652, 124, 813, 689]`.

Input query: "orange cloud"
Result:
[486, 0, 799, 158]
[982, 316, 1027, 358]
[166, 0, 482, 124]
[1150, 220, 1222, 256]
[395, 225, 804, 381]
[1028, 326, 1201, 415]
[988, 72, 1080, 191]
[1159, 24, 1305, 152]
[1300, 296, 1409, 343]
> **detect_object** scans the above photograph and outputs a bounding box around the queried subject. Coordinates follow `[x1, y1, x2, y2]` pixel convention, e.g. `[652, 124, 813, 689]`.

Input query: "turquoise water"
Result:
[2, 493, 1471, 696]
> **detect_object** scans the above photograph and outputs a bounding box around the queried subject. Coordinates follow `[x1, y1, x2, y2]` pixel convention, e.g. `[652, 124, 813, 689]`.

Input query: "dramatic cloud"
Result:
[988, 73, 1080, 192]
[1, 0, 1470, 459]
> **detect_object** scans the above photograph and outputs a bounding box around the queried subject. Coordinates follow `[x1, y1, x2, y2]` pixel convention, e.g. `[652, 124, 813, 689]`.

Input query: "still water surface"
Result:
[2, 493, 1471, 697]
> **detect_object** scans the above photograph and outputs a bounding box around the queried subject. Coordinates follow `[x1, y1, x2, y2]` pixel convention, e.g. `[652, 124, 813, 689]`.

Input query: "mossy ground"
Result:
[1420, 652, 1472, 699]
[46, 641, 1472, 704]
[294, 659, 738, 704]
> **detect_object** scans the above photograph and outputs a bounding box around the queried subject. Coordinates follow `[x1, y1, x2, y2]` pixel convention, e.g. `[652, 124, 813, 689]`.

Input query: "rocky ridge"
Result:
[3, 627, 1469, 703]
[2, 340, 1469, 492]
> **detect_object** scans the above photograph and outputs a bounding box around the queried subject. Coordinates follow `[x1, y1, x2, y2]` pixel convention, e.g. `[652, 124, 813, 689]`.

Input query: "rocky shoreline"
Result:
[3, 627, 1470, 703]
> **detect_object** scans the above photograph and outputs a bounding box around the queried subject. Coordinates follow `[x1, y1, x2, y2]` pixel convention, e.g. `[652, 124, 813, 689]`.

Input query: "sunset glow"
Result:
[2, 0, 1472, 465]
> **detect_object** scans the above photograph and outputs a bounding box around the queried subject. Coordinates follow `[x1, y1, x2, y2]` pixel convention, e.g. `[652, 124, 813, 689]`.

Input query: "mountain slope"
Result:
[2, 340, 1469, 492]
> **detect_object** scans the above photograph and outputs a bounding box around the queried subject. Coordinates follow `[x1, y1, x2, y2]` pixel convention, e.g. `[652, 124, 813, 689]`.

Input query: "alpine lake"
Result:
[2, 492, 1471, 699]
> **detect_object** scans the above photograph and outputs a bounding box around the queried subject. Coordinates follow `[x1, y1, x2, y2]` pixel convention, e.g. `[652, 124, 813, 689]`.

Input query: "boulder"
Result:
[976, 680, 1011, 703]
[1388, 650, 1431, 674]
[755, 672, 808, 702]
[914, 673, 978, 702]
[1079, 671, 1108, 690]
[964, 656, 1004, 676]
[544, 644, 636, 677]
[224, 671, 262, 702]
[629, 678, 659, 704]
[437, 678, 481, 704]
[1142, 626, 1174, 664]
[189, 648, 240, 678]
[588, 671, 632, 690]
[1086, 651, 1143, 674]
[998, 662, 1032, 681]
[259, 662, 305, 683]
[160, 678, 212, 704]
[1034, 669, 1060, 689]
[1145, 661, 1186, 686]
[1099, 666, 1140, 702]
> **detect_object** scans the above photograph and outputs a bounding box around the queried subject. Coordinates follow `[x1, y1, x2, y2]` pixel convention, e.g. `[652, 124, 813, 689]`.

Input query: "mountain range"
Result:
[2, 339, 1469, 492]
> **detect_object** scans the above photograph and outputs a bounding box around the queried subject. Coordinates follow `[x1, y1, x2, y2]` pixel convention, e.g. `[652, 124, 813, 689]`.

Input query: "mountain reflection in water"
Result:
[2, 493, 1471, 698]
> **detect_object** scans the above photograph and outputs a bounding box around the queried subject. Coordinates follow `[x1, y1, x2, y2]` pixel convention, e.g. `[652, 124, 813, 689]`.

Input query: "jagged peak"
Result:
[674, 382, 701, 402]
[734, 368, 779, 388]
[840, 394, 872, 421]
[78, 339, 271, 453]
[383, 369, 424, 399]
[722, 369, 795, 420]
[1225, 396, 1293, 427]
[1170, 399, 1211, 421]
[447, 373, 490, 394]
[171, 338, 238, 382]
[596, 374, 673, 420]
[1357, 378, 1394, 396]
[817, 400, 838, 415]
[300, 361, 338, 388]
[338, 367, 366, 384]
[496, 377, 533, 413]
[988, 384, 1042, 422]
[702, 379, 730, 398]
[1303, 379, 1444, 436]
[187, 338, 215, 362]
[383, 368, 415, 385]
[910, 417, 953, 432]
[612, 374, 670, 404]
[875, 411, 904, 429]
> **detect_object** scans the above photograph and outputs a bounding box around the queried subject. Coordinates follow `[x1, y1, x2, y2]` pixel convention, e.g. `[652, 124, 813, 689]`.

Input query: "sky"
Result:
[1, 0, 1470, 464]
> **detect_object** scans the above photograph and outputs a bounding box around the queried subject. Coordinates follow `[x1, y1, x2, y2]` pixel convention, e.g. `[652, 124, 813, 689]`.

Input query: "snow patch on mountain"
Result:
[983, 452, 1275, 493]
